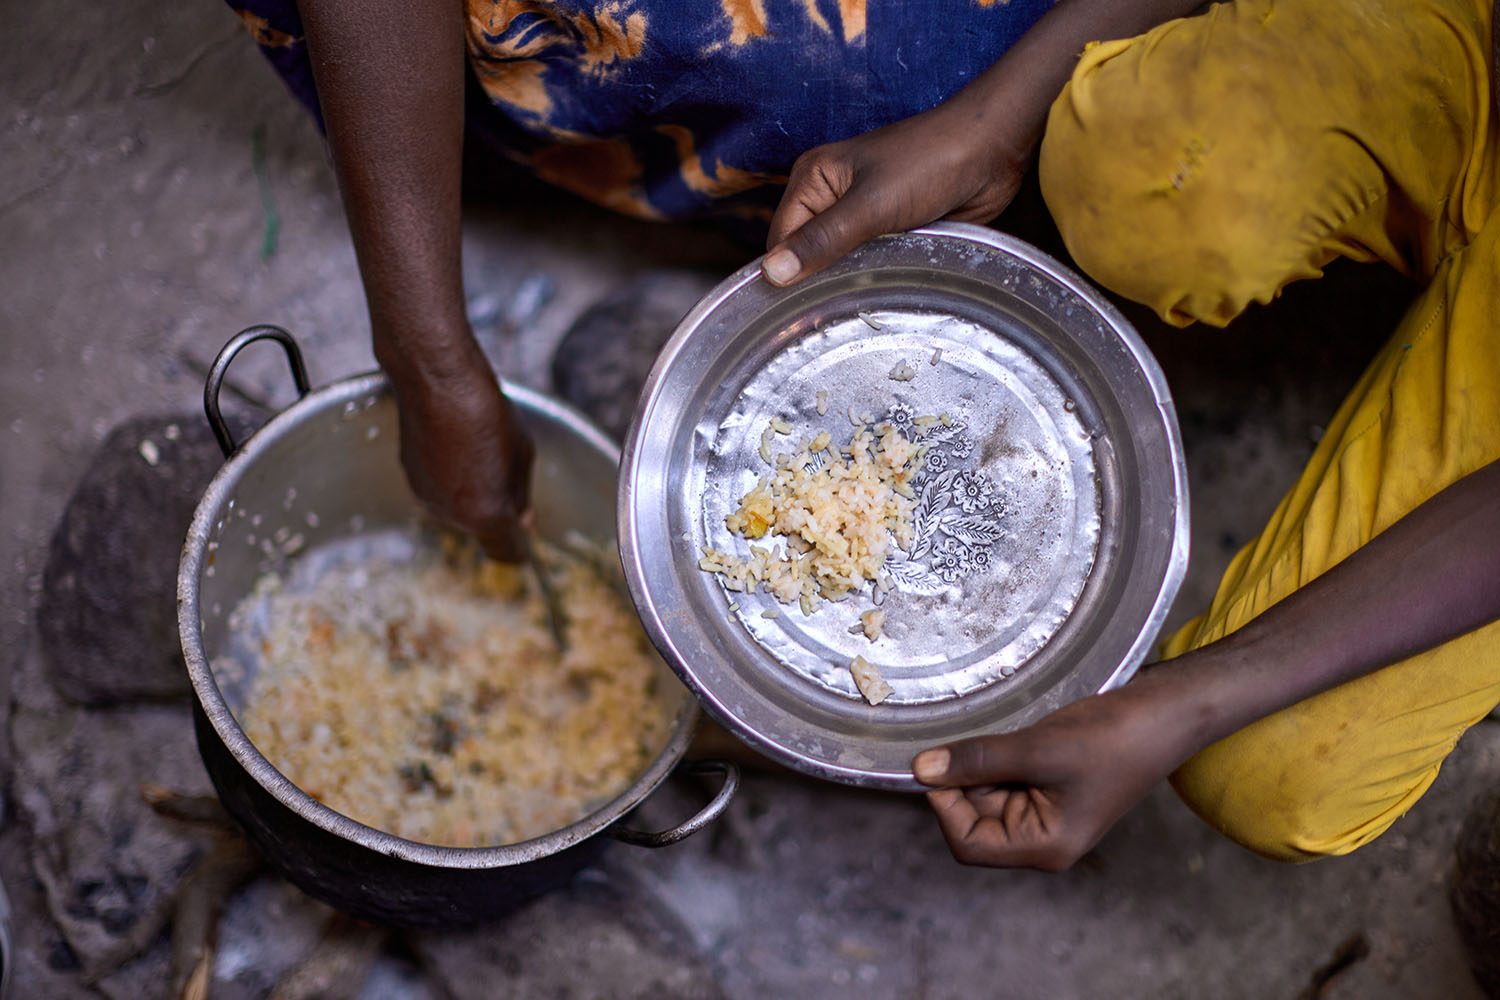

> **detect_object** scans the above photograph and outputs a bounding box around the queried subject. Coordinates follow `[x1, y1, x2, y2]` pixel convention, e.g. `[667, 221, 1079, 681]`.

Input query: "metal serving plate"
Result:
[620, 223, 1188, 790]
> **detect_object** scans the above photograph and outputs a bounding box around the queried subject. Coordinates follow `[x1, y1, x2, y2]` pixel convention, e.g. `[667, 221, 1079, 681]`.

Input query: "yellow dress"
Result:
[1038, 0, 1500, 861]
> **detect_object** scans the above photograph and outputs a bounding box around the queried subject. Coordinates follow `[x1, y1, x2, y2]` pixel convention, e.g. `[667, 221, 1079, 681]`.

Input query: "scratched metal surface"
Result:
[701, 310, 1100, 705]
[621, 223, 1189, 789]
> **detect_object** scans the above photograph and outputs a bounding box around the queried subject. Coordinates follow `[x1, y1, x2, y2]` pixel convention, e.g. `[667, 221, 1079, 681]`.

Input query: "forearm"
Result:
[298, 0, 481, 386]
[945, 0, 1204, 165]
[1151, 459, 1500, 754]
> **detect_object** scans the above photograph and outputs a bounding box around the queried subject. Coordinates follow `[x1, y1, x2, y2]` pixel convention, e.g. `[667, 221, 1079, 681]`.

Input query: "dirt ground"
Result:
[2, 2, 1495, 997]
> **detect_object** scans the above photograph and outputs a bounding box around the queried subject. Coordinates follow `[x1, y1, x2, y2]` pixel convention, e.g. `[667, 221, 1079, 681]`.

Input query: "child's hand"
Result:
[912, 678, 1193, 871]
[759, 0, 1210, 288]
[761, 102, 1029, 288]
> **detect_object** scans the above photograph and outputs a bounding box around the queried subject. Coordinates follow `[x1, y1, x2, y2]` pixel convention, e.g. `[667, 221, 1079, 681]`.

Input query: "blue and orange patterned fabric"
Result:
[230, 1, 1053, 224]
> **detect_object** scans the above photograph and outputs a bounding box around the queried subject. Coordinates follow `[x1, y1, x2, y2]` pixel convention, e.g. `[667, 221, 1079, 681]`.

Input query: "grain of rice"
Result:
[762, 609, 781, 619]
[850, 655, 893, 705]
[858, 311, 883, 330]
[860, 608, 885, 640]
[816, 390, 829, 415]
[930, 347, 943, 365]
[889, 362, 917, 382]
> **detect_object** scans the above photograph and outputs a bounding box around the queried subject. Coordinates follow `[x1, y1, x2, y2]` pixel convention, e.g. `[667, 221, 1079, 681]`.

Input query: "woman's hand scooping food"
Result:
[389, 358, 535, 564]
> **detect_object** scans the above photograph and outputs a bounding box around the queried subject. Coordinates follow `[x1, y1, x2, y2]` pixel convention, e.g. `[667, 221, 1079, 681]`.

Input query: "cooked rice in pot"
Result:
[234, 538, 673, 848]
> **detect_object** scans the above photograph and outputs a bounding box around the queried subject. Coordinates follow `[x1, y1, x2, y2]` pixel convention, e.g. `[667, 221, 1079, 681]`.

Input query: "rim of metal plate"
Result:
[619, 222, 1189, 791]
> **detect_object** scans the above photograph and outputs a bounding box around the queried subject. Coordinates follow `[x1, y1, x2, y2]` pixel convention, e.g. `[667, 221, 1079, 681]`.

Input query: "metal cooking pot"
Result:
[178, 327, 737, 928]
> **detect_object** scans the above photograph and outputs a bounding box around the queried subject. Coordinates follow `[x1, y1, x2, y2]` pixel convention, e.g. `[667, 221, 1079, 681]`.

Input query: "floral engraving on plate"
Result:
[883, 406, 1006, 595]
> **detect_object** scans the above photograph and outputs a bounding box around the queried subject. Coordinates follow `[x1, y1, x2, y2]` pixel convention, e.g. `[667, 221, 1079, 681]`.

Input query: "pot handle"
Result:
[205, 325, 311, 458]
[612, 760, 740, 848]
